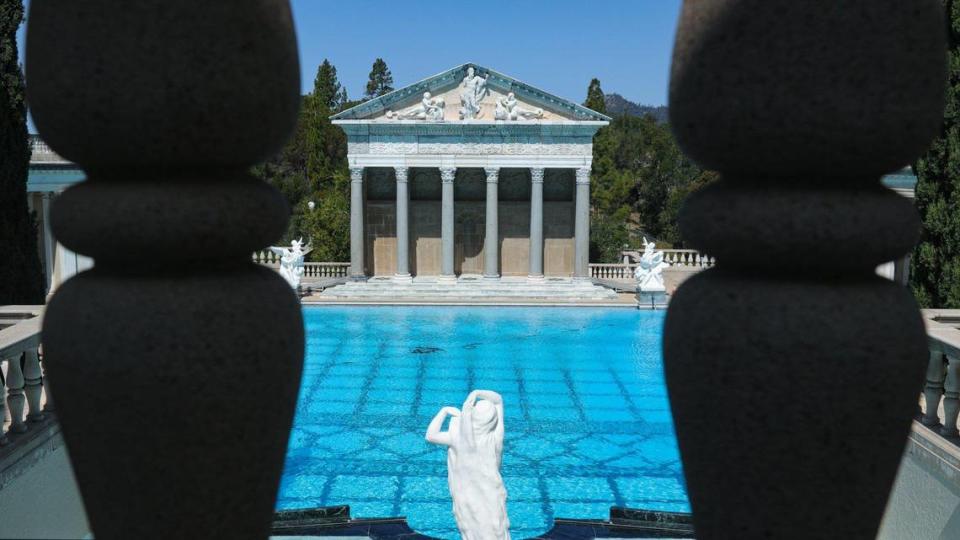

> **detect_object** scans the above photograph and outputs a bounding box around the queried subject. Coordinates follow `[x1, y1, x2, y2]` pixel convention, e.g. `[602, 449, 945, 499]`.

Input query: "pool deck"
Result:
[302, 291, 644, 308]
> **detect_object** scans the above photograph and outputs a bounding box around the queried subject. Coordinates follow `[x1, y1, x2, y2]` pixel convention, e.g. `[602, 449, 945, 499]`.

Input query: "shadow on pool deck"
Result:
[271, 506, 695, 539]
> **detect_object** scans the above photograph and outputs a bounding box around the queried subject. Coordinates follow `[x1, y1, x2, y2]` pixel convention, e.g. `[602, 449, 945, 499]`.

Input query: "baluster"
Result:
[0, 359, 8, 445]
[6, 353, 27, 433]
[29, 1, 303, 538]
[663, 1, 944, 537]
[942, 353, 960, 437]
[922, 349, 946, 426]
[40, 350, 53, 413]
[23, 349, 44, 422]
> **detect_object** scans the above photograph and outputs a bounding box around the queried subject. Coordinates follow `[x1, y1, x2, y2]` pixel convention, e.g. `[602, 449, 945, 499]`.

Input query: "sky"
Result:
[17, 0, 681, 112]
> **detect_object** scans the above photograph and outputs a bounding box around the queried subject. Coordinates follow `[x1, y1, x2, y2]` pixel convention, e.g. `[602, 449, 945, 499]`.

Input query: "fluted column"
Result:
[663, 2, 945, 538]
[349, 167, 365, 280]
[528, 167, 545, 279]
[574, 167, 591, 280]
[28, 2, 304, 539]
[440, 167, 456, 281]
[484, 167, 500, 279]
[394, 167, 411, 281]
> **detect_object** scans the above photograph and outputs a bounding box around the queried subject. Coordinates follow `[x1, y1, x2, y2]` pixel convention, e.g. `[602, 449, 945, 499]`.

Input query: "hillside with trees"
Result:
[254, 61, 712, 264]
[912, 0, 960, 308]
[0, 0, 44, 303]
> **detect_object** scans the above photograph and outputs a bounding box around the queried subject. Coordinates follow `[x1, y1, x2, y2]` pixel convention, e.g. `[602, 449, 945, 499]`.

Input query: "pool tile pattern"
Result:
[278, 306, 689, 539]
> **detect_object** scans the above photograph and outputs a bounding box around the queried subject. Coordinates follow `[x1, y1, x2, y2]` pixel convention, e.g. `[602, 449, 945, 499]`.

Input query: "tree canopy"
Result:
[586, 79, 714, 262]
[911, 0, 960, 307]
[364, 58, 394, 99]
[0, 0, 44, 303]
[584, 78, 606, 115]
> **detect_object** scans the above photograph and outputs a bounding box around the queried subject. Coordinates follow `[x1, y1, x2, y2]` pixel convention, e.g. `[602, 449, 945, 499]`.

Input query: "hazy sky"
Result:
[17, 1, 681, 108]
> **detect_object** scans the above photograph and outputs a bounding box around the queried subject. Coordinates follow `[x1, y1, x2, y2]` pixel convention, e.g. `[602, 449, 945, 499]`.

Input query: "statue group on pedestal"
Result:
[269, 238, 312, 291]
[426, 390, 511, 540]
[634, 237, 669, 291]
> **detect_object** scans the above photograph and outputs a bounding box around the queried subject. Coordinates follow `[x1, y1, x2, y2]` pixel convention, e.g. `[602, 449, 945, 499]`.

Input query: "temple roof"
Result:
[331, 63, 611, 123]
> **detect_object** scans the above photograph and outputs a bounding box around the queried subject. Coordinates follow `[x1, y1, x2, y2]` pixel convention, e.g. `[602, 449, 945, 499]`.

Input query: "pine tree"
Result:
[911, 0, 960, 307]
[584, 78, 607, 115]
[364, 58, 394, 99]
[0, 0, 44, 303]
[313, 59, 347, 111]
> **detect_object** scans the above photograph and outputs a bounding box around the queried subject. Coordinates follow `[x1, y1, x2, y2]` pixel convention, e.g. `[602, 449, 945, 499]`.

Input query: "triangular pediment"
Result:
[331, 63, 610, 123]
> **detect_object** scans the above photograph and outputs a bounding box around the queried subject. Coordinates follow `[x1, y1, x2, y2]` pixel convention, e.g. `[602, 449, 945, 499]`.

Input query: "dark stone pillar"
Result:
[664, 1, 946, 538]
[27, 2, 303, 539]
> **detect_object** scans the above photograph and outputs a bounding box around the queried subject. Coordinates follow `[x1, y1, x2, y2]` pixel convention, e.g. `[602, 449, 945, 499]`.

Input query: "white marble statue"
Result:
[387, 91, 446, 121]
[495, 92, 543, 120]
[459, 67, 489, 120]
[426, 390, 510, 540]
[269, 238, 312, 290]
[634, 237, 669, 291]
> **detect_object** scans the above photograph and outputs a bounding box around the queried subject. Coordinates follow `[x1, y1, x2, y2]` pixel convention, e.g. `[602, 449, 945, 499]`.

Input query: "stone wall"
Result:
[365, 200, 574, 277]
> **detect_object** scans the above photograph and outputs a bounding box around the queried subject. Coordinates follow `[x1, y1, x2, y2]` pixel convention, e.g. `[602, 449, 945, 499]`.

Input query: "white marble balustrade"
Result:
[0, 307, 48, 446]
[919, 311, 960, 439]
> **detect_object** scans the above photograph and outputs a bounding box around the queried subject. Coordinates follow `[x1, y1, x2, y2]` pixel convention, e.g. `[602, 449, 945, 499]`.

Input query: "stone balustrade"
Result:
[920, 311, 960, 438]
[28, 134, 68, 164]
[590, 250, 715, 281]
[250, 251, 350, 278]
[0, 307, 49, 446]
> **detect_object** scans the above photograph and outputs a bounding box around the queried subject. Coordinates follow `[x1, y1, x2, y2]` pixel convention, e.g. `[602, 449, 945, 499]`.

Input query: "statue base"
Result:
[636, 287, 668, 310]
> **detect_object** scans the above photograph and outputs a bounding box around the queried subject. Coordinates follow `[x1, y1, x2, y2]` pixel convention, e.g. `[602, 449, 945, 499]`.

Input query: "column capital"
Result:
[484, 167, 500, 183]
[41, 191, 54, 200]
[350, 167, 364, 183]
[530, 167, 545, 184]
[394, 167, 409, 183]
[576, 167, 591, 185]
[440, 167, 456, 183]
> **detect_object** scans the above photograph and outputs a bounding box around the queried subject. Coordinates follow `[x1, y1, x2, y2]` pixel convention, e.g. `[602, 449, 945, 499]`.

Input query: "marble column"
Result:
[349, 167, 365, 280]
[394, 167, 411, 281]
[440, 167, 456, 281]
[484, 167, 500, 279]
[574, 168, 591, 280]
[529, 167, 545, 279]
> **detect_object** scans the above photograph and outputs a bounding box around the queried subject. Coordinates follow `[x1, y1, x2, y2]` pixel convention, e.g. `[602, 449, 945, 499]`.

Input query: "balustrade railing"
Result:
[28, 134, 68, 163]
[590, 250, 715, 281]
[251, 251, 350, 279]
[920, 313, 960, 438]
[0, 307, 49, 446]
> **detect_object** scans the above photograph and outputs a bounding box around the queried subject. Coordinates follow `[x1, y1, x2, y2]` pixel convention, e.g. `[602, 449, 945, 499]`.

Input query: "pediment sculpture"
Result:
[459, 66, 489, 120]
[386, 92, 446, 121]
[495, 92, 544, 121]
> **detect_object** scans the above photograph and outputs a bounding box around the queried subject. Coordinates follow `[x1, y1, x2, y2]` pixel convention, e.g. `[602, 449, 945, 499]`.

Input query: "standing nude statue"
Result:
[426, 390, 510, 540]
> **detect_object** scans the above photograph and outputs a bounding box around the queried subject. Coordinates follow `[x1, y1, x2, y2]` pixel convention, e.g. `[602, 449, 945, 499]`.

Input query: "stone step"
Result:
[320, 279, 620, 300]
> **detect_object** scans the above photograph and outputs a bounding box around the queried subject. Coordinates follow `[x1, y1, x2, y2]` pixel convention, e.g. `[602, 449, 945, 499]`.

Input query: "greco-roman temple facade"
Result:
[331, 63, 610, 288]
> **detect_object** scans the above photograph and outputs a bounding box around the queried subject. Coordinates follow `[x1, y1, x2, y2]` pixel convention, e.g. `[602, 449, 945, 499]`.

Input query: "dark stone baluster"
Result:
[664, 1, 946, 538]
[27, 2, 303, 539]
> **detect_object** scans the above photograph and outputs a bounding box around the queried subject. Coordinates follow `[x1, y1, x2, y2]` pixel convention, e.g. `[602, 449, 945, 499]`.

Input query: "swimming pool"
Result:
[277, 306, 688, 539]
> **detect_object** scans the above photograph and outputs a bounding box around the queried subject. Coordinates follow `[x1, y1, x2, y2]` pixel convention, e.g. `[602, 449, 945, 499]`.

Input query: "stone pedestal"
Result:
[636, 287, 667, 309]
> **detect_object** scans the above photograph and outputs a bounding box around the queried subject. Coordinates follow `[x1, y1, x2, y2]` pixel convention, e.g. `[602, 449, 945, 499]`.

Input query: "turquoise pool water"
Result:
[277, 306, 688, 539]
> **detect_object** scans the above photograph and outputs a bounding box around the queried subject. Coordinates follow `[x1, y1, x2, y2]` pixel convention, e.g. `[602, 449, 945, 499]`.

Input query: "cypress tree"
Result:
[0, 0, 44, 303]
[364, 58, 394, 99]
[584, 78, 607, 115]
[912, 0, 960, 307]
